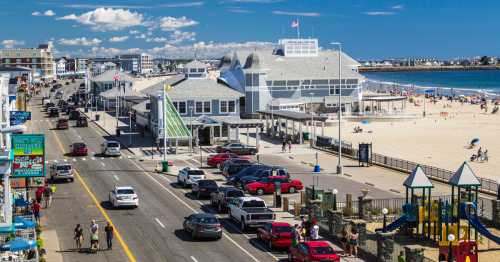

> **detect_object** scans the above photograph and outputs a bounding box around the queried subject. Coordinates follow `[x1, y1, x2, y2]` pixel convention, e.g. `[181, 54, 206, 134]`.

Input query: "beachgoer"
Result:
[33, 201, 41, 224]
[484, 150, 489, 162]
[310, 222, 319, 240]
[349, 228, 359, 257]
[105, 222, 114, 250]
[90, 220, 99, 252]
[74, 224, 84, 250]
[340, 226, 349, 256]
[477, 147, 482, 158]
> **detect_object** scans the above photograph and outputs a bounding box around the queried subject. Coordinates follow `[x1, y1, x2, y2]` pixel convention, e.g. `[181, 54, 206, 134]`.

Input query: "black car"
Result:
[48, 107, 59, 117]
[222, 162, 255, 178]
[239, 168, 290, 188]
[44, 102, 55, 111]
[220, 158, 252, 171]
[216, 142, 258, 155]
[69, 110, 81, 120]
[76, 117, 88, 127]
[192, 179, 219, 199]
[227, 164, 271, 185]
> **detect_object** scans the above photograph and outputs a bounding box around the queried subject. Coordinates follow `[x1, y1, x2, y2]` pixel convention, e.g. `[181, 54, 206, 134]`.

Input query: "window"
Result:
[245, 74, 252, 86]
[220, 100, 236, 113]
[189, 68, 197, 73]
[195, 101, 211, 113]
[197, 68, 205, 73]
[173, 101, 187, 114]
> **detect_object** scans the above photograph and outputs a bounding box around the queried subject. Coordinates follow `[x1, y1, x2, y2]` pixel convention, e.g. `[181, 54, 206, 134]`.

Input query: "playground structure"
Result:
[376, 162, 500, 261]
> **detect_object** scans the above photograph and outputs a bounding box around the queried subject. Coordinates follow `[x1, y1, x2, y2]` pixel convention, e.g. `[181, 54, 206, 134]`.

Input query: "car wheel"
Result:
[196, 192, 201, 199]
[288, 187, 296, 194]
[256, 188, 264, 196]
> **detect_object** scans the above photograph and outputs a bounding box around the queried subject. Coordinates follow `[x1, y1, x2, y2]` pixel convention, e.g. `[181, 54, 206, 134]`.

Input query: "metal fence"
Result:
[314, 142, 499, 196]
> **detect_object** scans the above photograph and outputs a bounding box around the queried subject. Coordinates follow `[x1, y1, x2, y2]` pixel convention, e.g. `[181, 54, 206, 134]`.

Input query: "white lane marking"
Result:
[63, 159, 68, 162]
[196, 200, 204, 205]
[155, 218, 166, 229]
[101, 162, 106, 167]
[82, 157, 86, 161]
[101, 157, 104, 160]
[127, 160, 262, 262]
[72, 158, 77, 162]
[190, 256, 199, 262]
[113, 175, 119, 181]
[91, 157, 96, 160]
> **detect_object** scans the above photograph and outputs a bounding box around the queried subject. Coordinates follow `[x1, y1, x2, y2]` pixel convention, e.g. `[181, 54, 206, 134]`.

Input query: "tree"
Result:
[480, 56, 490, 65]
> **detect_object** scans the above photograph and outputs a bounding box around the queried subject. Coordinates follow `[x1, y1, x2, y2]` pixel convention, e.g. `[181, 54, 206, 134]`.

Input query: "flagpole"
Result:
[163, 86, 167, 162]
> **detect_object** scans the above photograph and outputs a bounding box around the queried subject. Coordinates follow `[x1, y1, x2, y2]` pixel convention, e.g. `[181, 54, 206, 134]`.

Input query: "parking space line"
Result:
[82, 157, 86, 161]
[155, 218, 166, 229]
[196, 200, 204, 205]
[113, 175, 119, 181]
[190, 256, 199, 262]
[101, 162, 106, 167]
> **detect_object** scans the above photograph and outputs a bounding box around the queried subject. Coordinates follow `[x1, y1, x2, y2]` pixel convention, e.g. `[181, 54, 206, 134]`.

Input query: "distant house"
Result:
[56, 58, 66, 76]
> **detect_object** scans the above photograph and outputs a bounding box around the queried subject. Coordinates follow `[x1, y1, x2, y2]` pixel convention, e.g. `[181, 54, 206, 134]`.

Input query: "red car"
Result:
[70, 142, 88, 156]
[206, 153, 248, 168]
[288, 241, 340, 262]
[245, 176, 303, 195]
[257, 222, 293, 249]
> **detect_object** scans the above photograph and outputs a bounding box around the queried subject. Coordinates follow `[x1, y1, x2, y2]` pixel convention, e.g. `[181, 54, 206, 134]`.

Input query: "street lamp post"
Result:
[382, 208, 389, 232]
[189, 106, 193, 155]
[447, 234, 455, 262]
[331, 42, 343, 175]
[309, 92, 314, 142]
[332, 189, 338, 211]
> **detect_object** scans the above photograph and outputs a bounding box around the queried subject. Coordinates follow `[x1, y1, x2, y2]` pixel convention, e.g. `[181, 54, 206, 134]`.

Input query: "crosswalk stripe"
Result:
[82, 157, 86, 161]
[73, 158, 77, 162]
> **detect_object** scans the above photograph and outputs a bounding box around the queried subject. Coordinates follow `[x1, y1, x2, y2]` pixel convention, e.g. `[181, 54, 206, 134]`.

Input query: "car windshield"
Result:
[107, 142, 120, 147]
[274, 226, 293, 233]
[56, 165, 71, 171]
[198, 180, 217, 187]
[117, 189, 135, 195]
[188, 170, 204, 176]
[74, 143, 85, 148]
[226, 190, 244, 197]
[310, 246, 335, 255]
[195, 216, 218, 224]
[233, 159, 250, 164]
[242, 200, 266, 208]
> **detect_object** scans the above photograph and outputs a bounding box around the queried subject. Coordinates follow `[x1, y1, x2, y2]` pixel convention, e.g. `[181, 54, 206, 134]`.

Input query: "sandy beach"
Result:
[323, 96, 500, 181]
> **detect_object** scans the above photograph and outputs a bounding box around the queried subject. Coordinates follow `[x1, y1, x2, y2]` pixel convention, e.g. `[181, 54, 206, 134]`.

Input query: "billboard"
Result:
[11, 134, 45, 178]
[10, 111, 31, 126]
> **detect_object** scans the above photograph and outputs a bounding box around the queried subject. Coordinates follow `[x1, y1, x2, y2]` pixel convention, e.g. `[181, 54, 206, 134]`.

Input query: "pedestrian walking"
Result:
[288, 139, 292, 153]
[292, 224, 301, 247]
[74, 224, 84, 250]
[340, 226, 349, 256]
[398, 251, 405, 262]
[43, 185, 52, 208]
[484, 149, 489, 162]
[282, 139, 287, 153]
[349, 228, 359, 257]
[310, 222, 319, 240]
[32, 201, 41, 224]
[90, 220, 99, 252]
[105, 222, 114, 250]
[35, 187, 43, 205]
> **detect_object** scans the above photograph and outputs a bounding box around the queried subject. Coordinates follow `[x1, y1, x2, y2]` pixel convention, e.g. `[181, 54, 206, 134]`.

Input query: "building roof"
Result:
[258, 110, 328, 122]
[91, 70, 135, 82]
[184, 60, 209, 69]
[224, 49, 362, 80]
[100, 87, 144, 99]
[140, 74, 185, 95]
[403, 165, 434, 188]
[0, 67, 32, 72]
[147, 77, 243, 100]
[449, 162, 481, 186]
[132, 100, 149, 114]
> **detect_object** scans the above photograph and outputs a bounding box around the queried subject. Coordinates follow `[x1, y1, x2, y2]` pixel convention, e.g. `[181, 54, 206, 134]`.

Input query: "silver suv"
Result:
[50, 163, 74, 182]
[101, 141, 121, 156]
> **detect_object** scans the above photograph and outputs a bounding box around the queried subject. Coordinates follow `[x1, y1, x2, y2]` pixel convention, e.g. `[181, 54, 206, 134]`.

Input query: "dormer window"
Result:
[189, 68, 197, 73]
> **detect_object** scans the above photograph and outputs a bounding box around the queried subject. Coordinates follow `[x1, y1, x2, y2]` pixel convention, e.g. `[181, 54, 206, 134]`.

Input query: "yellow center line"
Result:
[49, 122, 137, 262]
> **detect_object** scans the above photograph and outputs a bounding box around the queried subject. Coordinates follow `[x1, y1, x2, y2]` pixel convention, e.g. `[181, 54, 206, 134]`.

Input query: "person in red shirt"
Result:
[33, 201, 41, 224]
[35, 187, 44, 204]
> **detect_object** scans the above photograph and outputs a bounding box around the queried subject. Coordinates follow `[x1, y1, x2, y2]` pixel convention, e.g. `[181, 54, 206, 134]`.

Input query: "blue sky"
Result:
[1, 0, 499, 59]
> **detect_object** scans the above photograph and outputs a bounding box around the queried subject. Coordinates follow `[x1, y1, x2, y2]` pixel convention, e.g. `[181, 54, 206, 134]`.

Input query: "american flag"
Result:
[113, 72, 120, 82]
[291, 19, 299, 28]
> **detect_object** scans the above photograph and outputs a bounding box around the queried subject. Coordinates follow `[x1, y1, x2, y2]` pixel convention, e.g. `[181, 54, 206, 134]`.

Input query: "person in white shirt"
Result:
[310, 223, 320, 240]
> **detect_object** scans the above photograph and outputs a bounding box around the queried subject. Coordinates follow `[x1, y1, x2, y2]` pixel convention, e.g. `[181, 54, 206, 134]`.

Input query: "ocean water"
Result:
[362, 70, 500, 92]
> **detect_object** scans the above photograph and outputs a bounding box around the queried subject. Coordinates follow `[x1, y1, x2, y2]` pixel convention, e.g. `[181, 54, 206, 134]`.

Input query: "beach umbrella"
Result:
[470, 138, 480, 145]
[14, 216, 36, 229]
[0, 237, 36, 252]
[361, 120, 370, 125]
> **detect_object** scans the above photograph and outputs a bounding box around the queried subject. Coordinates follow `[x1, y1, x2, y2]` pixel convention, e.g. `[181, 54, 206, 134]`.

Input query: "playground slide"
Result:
[460, 203, 500, 244]
[376, 215, 408, 232]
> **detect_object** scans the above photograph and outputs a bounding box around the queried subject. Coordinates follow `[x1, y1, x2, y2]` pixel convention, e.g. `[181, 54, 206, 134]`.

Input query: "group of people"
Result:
[282, 137, 292, 153]
[74, 220, 114, 253]
[470, 147, 489, 162]
[340, 225, 359, 257]
[32, 184, 56, 224]
[353, 126, 363, 133]
[292, 217, 320, 246]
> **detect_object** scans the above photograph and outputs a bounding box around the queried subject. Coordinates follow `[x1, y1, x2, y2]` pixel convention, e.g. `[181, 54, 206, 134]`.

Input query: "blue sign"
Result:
[10, 111, 31, 126]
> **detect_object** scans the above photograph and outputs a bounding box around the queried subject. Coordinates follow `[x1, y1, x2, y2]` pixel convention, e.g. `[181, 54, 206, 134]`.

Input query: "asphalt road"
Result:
[30, 84, 283, 262]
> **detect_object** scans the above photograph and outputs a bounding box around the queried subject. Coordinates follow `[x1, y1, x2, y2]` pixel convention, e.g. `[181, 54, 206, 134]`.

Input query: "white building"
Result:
[0, 43, 55, 80]
[140, 53, 153, 75]
[56, 58, 67, 76]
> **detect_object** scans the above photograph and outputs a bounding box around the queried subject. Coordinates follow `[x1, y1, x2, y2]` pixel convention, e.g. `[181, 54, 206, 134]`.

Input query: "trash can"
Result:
[116, 128, 121, 137]
[302, 132, 310, 141]
[161, 160, 169, 172]
[95, 114, 100, 121]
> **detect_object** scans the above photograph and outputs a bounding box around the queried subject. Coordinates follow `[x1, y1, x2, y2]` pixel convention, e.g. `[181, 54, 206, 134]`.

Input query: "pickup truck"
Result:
[210, 187, 244, 212]
[228, 196, 275, 231]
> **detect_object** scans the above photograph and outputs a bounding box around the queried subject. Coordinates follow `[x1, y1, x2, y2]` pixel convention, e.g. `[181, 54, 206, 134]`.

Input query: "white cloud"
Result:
[32, 10, 56, 16]
[58, 37, 102, 46]
[90, 46, 123, 56]
[135, 34, 147, 39]
[57, 8, 144, 31]
[129, 30, 140, 35]
[158, 2, 204, 8]
[364, 11, 395, 16]
[159, 16, 199, 31]
[2, 40, 25, 48]
[109, 36, 129, 42]
[148, 41, 275, 58]
[392, 5, 404, 10]
[44, 10, 56, 16]
[146, 37, 169, 43]
[64, 2, 203, 9]
[146, 30, 196, 44]
[272, 10, 321, 17]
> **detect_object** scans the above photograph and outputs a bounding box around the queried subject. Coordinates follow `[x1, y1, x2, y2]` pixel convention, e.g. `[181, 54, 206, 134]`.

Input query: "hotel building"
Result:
[0, 43, 55, 80]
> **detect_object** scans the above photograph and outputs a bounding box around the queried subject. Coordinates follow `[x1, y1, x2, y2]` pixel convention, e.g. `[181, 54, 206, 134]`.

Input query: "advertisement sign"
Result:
[10, 111, 31, 126]
[11, 134, 45, 177]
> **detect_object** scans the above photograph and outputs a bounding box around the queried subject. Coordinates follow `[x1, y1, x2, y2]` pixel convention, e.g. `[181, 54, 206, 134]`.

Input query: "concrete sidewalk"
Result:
[40, 211, 63, 262]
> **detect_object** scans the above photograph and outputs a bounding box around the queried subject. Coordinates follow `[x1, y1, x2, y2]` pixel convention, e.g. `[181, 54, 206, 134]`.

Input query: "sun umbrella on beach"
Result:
[361, 120, 370, 125]
[470, 138, 480, 145]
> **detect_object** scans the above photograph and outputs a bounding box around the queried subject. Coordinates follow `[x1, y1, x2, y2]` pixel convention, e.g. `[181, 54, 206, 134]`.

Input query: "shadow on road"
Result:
[174, 229, 220, 242]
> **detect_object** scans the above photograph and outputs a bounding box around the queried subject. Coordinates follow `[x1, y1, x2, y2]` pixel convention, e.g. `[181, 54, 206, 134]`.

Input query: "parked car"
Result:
[183, 213, 222, 240]
[192, 179, 219, 199]
[245, 176, 303, 195]
[288, 241, 340, 262]
[239, 168, 290, 188]
[227, 164, 272, 186]
[216, 142, 258, 155]
[257, 222, 293, 249]
[56, 118, 69, 130]
[210, 187, 244, 212]
[101, 141, 121, 156]
[49, 163, 74, 182]
[108, 186, 139, 208]
[76, 116, 88, 127]
[206, 153, 248, 168]
[44, 102, 55, 111]
[228, 196, 275, 231]
[48, 107, 59, 117]
[66, 105, 76, 115]
[177, 167, 205, 188]
[222, 162, 255, 178]
[220, 158, 252, 171]
[69, 110, 81, 120]
[70, 142, 88, 156]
